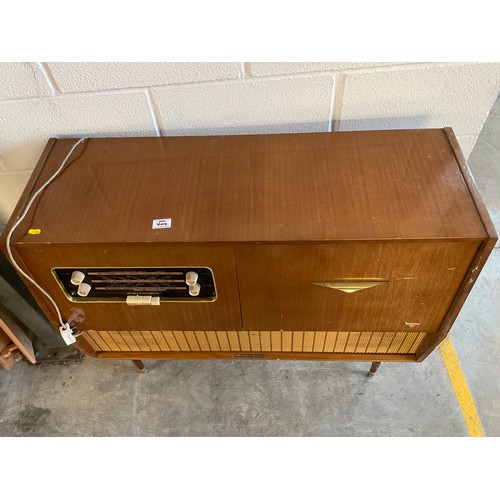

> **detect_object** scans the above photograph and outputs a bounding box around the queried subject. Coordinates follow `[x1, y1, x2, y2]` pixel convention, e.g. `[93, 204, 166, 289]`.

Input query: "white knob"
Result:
[189, 283, 201, 296]
[186, 271, 198, 286]
[77, 282, 92, 297]
[71, 271, 85, 285]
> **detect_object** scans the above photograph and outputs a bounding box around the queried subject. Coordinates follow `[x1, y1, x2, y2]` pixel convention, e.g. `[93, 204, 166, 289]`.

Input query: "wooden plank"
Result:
[130, 331, 151, 351]
[96, 350, 416, 362]
[344, 332, 360, 353]
[271, 331, 281, 352]
[141, 331, 161, 351]
[173, 331, 191, 351]
[356, 332, 372, 353]
[410, 332, 427, 354]
[205, 331, 220, 351]
[260, 331, 271, 352]
[216, 331, 231, 351]
[152, 331, 171, 351]
[335, 332, 349, 353]
[313, 331, 326, 353]
[303, 331, 315, 352]
[183, 331, 200, 351]
[377, 332, 396, 354]
[249, 331, 261, 352]
[120, 331, 140, 351]
[398, 331, 417, 354]
[111, 331, 131, 351]
[83, 333, 101, 352]
[99, 330, 121, 351]
[87, 330, 110, 352]
[162, 331, 180, 351]
[323, 332, 337, 353]
[367, 332, 384, 353]
[292, 331, 303, 352]
[238, 331, 251, 351]
[388, 332, 407, 354]
[227, 331, 240, 351]
[195, 331, 211, 351]
[0, 329, 11, 352]
[0, 304, 35, 363]
[281, 331, 292, 352]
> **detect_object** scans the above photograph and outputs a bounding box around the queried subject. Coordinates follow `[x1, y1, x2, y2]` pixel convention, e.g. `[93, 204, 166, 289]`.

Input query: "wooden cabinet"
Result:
[1, 129, 496, 366]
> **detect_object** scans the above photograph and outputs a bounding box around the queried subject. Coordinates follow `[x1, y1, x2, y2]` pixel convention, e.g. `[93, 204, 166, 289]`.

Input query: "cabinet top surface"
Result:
[7, 129, 487, 244]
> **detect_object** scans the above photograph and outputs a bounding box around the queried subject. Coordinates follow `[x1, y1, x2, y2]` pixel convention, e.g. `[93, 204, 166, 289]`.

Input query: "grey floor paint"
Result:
[0, 353, 466, 437]
[0, 96, 499, 437]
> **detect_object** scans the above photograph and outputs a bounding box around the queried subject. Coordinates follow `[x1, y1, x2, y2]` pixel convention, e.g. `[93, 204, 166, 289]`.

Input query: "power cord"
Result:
[5, 137, 88, 345]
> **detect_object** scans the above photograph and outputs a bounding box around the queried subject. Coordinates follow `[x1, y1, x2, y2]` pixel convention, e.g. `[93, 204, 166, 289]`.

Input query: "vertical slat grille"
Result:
[83, 330, 428, 356]
[313, 332, 326, 352]
[323, 332, 336, 353]
[260, 331, 271, 352]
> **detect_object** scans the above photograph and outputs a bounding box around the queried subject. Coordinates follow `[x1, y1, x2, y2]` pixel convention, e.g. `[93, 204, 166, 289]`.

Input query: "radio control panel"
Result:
[52, 267, 217, 303]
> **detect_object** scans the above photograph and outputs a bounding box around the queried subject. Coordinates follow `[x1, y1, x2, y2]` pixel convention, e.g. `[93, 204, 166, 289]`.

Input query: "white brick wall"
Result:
[1, 61, 499, 227]
[152, 75, 335, 136]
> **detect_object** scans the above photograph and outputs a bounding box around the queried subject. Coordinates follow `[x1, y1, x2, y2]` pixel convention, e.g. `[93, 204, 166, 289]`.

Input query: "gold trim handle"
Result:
[310, 280, 388, 293]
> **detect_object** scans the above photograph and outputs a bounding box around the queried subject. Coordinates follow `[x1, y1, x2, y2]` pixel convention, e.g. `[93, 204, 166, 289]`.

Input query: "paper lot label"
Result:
[152, 218, 172, 229]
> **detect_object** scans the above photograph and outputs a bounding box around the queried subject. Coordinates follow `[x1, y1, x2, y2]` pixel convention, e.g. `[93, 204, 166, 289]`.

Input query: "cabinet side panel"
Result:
[416, 129, 498, 361]
[444, 128, 498, 241]
[415, 238, 495, 360]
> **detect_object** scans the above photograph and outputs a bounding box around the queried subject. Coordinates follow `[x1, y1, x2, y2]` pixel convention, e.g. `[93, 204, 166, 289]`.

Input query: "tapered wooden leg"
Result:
[132, 359, 147, 373]
[367, 362, 381, 377]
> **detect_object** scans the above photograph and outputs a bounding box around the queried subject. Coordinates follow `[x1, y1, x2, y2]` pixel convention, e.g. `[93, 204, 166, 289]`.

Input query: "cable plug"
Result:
[59, 323, 77, 345]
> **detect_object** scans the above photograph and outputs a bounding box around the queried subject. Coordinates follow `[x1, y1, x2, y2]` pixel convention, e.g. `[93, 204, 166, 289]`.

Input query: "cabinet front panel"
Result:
[18, 244, 242, 332]
[236, 242, 479, 332]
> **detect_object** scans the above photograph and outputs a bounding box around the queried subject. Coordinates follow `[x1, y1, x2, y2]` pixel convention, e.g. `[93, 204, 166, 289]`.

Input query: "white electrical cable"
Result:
[5, 137, 88, 328]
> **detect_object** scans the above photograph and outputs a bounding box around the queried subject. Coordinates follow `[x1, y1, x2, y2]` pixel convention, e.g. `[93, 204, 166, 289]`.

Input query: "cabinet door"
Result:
[236, 241, 479, 332]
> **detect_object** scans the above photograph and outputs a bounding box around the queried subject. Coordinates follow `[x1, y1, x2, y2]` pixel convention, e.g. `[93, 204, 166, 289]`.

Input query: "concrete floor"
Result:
[1, 97, 499, 437]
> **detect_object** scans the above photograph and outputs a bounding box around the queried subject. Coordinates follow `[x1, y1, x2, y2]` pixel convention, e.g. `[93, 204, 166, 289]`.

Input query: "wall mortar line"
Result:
[332, 74, 347, 132]
[244, 63, 252, 78]
[327, 77, 336, 132]
[38, 63, 61, 95]
[145, 89, 165, 137]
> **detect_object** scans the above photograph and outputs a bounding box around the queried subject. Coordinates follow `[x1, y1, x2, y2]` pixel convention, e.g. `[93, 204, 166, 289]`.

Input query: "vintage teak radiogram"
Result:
[1, 129, 496, 375]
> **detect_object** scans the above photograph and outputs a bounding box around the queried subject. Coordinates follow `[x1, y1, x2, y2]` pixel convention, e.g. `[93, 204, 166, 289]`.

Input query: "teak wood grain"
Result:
[236, 241, 479, 332]
[14, 244, 242, 332]
[3, 129, 486, 246]
[415, 128, 498, 360]
[0, 128, 496, 365]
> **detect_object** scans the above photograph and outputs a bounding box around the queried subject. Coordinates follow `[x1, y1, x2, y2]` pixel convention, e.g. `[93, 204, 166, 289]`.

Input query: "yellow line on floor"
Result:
[440, 336, 484, 437]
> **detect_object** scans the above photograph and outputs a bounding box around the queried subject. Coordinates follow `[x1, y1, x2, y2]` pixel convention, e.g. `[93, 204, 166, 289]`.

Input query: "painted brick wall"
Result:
[1, 62, 499, 228]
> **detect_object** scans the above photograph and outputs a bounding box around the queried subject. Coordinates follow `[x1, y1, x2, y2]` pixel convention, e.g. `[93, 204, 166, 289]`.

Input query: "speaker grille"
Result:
[83, 330, 427, 355]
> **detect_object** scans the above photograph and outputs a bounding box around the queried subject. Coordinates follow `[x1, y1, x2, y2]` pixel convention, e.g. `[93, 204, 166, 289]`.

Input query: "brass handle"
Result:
[310, 280, 388, 293]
